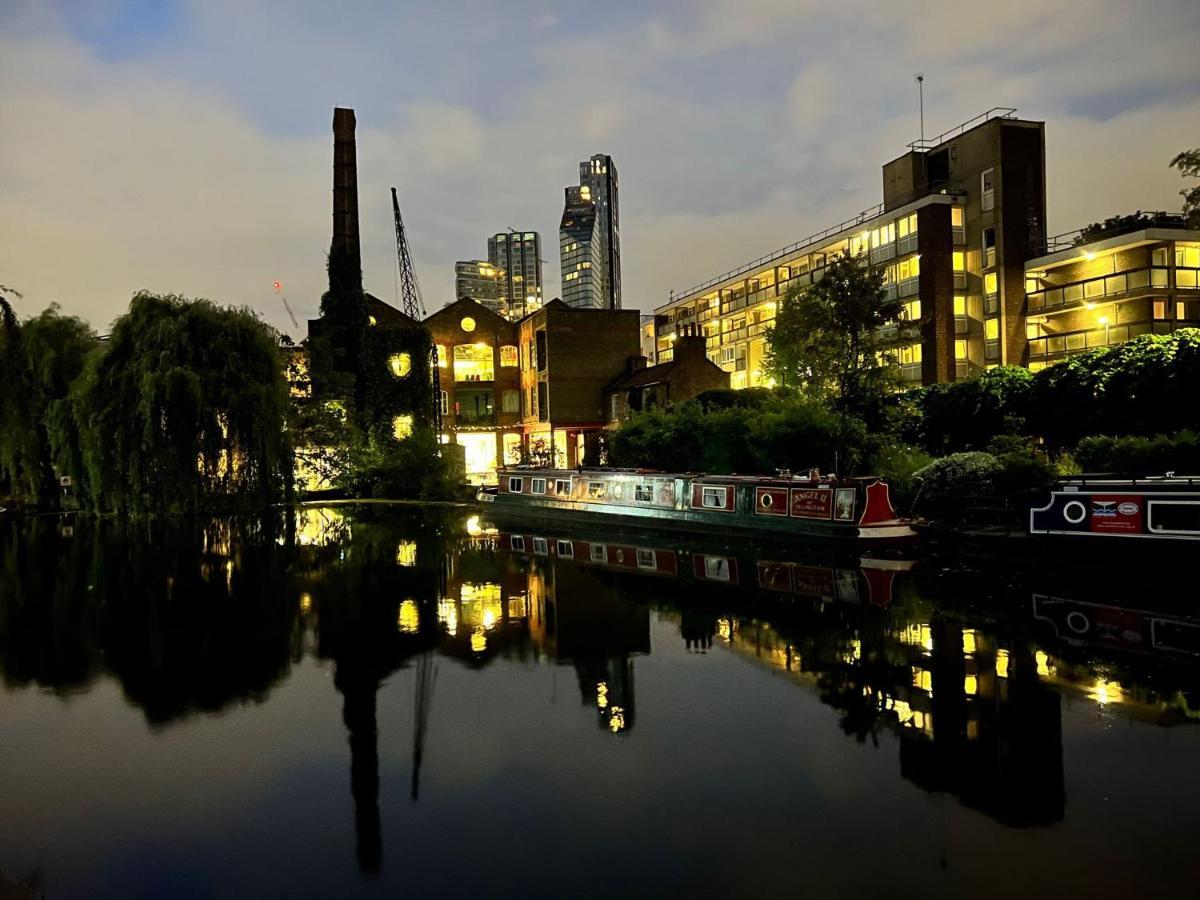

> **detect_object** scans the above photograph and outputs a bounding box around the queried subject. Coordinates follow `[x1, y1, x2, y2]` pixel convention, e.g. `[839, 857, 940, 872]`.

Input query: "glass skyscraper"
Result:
[559, 154, 621, 309]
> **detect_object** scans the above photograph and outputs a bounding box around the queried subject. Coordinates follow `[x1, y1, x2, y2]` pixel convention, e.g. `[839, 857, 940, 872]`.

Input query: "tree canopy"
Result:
[764, 251, 905, 410]
[1170, 147, 1200, 228]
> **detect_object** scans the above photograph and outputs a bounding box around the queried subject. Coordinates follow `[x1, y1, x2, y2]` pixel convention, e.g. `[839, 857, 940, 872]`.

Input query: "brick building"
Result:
[518, 299, 641, 466]
[604, 331, 729, 423]
[424, 297, 522, 483]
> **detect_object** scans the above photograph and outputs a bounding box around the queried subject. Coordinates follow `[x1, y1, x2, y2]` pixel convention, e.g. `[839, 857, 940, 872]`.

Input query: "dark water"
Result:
[2, 507, 1200, 898]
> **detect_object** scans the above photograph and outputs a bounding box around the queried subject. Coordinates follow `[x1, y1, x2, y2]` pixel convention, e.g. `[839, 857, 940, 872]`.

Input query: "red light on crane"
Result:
[273, 281, 282, 291]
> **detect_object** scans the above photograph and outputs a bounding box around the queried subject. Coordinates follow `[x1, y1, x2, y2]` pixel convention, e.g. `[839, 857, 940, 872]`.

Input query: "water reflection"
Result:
[2, 508, 1200, 892]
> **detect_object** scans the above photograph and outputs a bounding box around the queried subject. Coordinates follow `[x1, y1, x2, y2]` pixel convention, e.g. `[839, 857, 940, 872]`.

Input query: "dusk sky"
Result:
[2, 0, 1198, 338]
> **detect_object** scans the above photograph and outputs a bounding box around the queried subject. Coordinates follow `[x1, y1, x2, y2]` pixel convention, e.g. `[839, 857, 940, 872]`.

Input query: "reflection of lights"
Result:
[224, 559, 234, 593]
[398, 599, 420, 633]
[962, 629, 977, 656]
[295, 507, 346, 547]
[597, 681, 609, 709]
[438, 598, 458, 634]
[967, 718, 979, 740]
[912, 666, 933, 694]
[466, 515, 482, 536]
[995, 649, 1010, 678]
[845, 638, 862, 664]
[964, 674, 978, 696]
[396, 541, 417, 567]
[1090, 678, 1124, 706]
[299, 592, 313, 614]
[1035, 650, 1053, 678]
[609, 706, 626, 733]
[482, 609, 496, 630]
[470, 628, 487, 653]
[717, 618, 733, 642]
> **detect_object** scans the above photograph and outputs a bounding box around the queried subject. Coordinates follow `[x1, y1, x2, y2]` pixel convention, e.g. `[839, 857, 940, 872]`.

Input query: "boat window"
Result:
[508, 477, 522, 493]
[759, 492, 774, 509]
[611, 483, 623, 500]
[587, 481, 606, 500]
[1148, 500, 1200, 534]
[635, 484, 653, 503]
[531, 478, 546, 495]
[533, 537, 548, 555]
[555, 479, 571, 495]
[703, 556, 731, 581]
[636, 548, 656, 569]
[590, 543, 607, 562]
[510, 535, 525, 551]
[556, 540, 573, 557]
[834, 488, 857, 521]
[701, 486, 728, 509]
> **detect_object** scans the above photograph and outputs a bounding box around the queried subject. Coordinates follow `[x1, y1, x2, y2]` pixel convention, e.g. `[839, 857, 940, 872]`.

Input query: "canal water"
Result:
[2, 506, 1200, 898]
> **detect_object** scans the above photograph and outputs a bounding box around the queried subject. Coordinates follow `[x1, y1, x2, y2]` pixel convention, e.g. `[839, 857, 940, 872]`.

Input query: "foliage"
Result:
[910, 452, 1001, 522]
[764, 252, 905, 410]
[68, 292, 293, 516]
[515, 437, 559, 468]
[334, 428, 462, 500]
[1170, 147, 1200, 228]
[911, 366, 1033, 453]
[692, 386, 776, 411]
[1073, 432, 1200, 475]
[1076, 211, 1184, 245]
[607, 396, 868, 476]
[868, 444, 934, 514]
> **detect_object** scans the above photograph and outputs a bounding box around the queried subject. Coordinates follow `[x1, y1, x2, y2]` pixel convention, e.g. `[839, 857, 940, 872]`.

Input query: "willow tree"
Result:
[75, 292, 292, 515]
[0, 295, 46, 505]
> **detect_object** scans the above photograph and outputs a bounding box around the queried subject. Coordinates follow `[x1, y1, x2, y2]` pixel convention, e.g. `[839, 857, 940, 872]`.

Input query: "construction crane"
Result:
[410, 648, 437, 802]
[390, 187, 442, 431]
[272, 280, 300, 330]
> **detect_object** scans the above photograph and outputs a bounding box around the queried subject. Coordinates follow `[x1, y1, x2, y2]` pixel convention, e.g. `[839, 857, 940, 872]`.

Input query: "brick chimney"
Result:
[332, 108, 360, 272]
[674, 323, 707, 361]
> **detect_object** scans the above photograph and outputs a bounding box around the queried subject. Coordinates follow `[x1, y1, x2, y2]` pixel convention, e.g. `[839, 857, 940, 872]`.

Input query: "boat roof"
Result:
[498, 465, 869, 484]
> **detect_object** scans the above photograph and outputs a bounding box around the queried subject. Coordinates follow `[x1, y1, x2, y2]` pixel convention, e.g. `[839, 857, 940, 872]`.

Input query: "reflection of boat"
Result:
[1030, 476, 1200, 543]
[493, 525, 913, 607]
[1032, 594, 1200, 659]
[479, 467, 915, 544]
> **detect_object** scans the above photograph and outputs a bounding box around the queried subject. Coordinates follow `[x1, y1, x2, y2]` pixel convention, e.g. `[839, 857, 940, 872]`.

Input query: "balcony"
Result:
[1028, 320, 1174, 362]
[1027, 266, 1174, 314]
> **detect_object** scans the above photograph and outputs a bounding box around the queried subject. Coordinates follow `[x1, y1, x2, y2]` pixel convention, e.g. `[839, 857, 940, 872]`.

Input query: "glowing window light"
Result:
[396, 541, 417, 566]
[962, 629, 977, 656]
[389, 352, 412, 377]
[466, 515, 483, 536]
[995, 649, 1010, 678]
[596, 681, 609, 709]
[964, 674, 978, 696]
[470, 628, 487, 653]
[392, 415, 414, 441]
[912, 667, 933, 693]
[397, 599, 420, 633]
[1035, 650, 1053, 678]
[299, 593, 313, 614]
[460, 316, 476, 332]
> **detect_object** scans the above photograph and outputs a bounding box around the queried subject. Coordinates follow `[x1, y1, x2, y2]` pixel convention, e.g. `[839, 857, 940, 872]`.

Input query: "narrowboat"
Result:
[478, 466, 915, 544]
[1029, 475, 1200, 543]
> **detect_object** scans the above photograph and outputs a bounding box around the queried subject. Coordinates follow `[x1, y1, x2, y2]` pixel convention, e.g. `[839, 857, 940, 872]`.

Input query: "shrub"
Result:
[910, 452, 1001, 522]
[915, 366, 1032, 453]
[1073, 432, 1200, 475]
[868, 444, 934, 514]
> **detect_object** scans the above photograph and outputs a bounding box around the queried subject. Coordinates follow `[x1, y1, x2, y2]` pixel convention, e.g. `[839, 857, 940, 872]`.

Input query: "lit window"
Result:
[701, 486, 728, 509]
[437, 344, 448, 367]
[500, 345, 518, 367]
[389, 352, 412, 378]
[985, 318, 999, 340]
[461, 316, 476, 332]
[953, 296, 967, 316]
[904, 299, 921, 320]
[984, 272, 998, 296]
[955, 340, 968, 360]
[369, 315, 378, 326]
[392, 415, 414, 441]
[953, 251, 966, 273]
[951, 207, 964, 228]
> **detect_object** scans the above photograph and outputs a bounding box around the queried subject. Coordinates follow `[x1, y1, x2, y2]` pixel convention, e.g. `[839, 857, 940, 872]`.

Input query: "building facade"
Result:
[518, 300, 641, 465]
[453, 260, 505, 315]
[653, 109, 1047, 387]
[605, 332, 730, 424]
[424, 297, 523, 484]
[1024, 219, 1200, 369]
[560, 154, 621, 310]
[488, 231, 544, 320]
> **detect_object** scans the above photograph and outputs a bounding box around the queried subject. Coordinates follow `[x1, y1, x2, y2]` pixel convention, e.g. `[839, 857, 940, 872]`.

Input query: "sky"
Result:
[2, 0, 1198, 339]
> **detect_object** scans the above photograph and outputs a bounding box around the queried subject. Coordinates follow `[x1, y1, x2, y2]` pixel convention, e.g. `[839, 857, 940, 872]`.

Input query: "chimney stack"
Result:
[332, 108, 361, 272]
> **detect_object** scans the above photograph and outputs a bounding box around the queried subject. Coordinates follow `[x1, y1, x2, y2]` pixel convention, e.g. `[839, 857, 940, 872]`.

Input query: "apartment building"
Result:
[453, 260, 505, 315]
[653, 109, 1047, 387]
[1024, 216, 1200, 368]
[518, 300, 641, 465]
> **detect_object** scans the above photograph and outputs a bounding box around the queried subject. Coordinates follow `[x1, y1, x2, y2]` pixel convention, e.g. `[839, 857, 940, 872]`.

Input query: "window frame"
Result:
[556, 539, 574, 558]
[587, 481, 606, 500]
[636, 548, 657, 570]
[589, 543, 607, 562]
[635, 484, 654, 503]
[1147, 500, 1200, 535]
[701, 485, 729, 509]
[510, 535, 525, 551]
[508, 476, 523, 493]
[531, 477, 546, 495]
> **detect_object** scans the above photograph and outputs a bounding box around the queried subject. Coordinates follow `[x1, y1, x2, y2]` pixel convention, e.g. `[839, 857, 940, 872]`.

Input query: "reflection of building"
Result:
[518, 299, 641, 465]
[654, 109, 1047, 386]
[423, 297, 523, 483]
[1024, 218, 1200, 369]
[604, 330, 729, 423]
[560, 154, 621, 309]
[453, 260, 505, 315]
[488, 231, 544, 320]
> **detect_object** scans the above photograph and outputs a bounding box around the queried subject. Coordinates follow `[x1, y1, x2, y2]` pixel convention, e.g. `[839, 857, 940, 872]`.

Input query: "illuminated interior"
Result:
[456, 432, 498, 484]
[453, 343, 494, 381]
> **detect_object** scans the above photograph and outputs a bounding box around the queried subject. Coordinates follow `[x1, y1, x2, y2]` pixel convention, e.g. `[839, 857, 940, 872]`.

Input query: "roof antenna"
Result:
[916, 73, 925, 144]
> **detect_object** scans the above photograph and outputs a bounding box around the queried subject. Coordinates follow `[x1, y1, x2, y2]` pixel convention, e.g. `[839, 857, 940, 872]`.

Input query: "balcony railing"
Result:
[907, 107, 1018, 152]
[1029, 320, 1174, 361]
[1027, 266, 1173, 313]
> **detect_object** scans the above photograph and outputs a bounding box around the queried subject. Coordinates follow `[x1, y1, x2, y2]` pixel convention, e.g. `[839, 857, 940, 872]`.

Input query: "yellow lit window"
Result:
[962, 630, 977, 655]
[500, 345, 518, 367]
[396, 542, 417, 567]
[984, 272, 998, 296]
[453, 343, 494, 382]
[1177, 245, 1200, 268]
[951, 207, 964, 227]
[953, 251, 966, 273]
[964, 675, 978, 696]
[995, 649, 1010, 679]
[903, 299, 921, 320]
[392, 414, 414, 441]
[912, 667, 933, 693]
[985, 318, 999, 340]
[1177, 301, 1188, 320]
[955, 340, 968, 360]
[897, 213, 918, 237]
[953, 295, 967, 316]
[1026, 322, 1041, 339]
[368, 315, 378, 326]
[389, 352, 412, 378]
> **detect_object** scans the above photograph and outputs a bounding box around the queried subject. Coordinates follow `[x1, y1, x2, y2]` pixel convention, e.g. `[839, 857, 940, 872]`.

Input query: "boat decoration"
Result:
[1029, 476, 1200, 542]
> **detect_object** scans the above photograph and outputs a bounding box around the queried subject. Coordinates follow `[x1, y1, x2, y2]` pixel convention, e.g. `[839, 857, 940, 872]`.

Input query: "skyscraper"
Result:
[559, 154, 621, 309]
[454, 260, 505, 314]
[488, 231, 543, 319]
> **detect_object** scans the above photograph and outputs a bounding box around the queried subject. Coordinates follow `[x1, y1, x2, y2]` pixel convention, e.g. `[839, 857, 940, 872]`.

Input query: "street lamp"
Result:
[1099, 314, 1110, 347]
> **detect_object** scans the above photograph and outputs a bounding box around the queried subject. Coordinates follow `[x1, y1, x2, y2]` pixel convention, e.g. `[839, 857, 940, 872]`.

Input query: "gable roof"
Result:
[605, 360, 677, 392]
[423, 295, 511, 331]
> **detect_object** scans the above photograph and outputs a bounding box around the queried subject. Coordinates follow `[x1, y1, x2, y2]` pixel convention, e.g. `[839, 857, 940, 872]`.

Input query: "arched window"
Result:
[389, 353, 412, 378]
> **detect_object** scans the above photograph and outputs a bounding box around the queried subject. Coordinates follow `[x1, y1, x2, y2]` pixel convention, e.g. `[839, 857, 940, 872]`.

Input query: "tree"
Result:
[764, 252, 905, 411]
[72, 292, 293, 515]
[1170, 148, 1200, 228]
